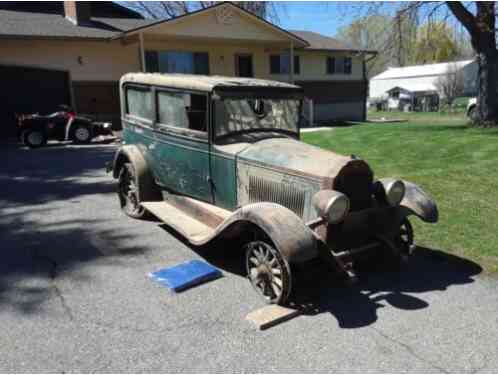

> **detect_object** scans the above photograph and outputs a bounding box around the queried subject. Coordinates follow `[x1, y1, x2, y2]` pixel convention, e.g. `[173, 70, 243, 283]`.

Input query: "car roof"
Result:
[120, 73, 301, 93]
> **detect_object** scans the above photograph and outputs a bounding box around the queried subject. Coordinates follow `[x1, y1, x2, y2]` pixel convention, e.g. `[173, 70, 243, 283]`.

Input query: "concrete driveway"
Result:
[1, 141, 497, 372]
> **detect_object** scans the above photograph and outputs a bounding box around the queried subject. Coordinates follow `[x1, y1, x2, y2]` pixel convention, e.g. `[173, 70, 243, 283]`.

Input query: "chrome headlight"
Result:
[380, 178, 405, 206]
[312, 190, 350, 224]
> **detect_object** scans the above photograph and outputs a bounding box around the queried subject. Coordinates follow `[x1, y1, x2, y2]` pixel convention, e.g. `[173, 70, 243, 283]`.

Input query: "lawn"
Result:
[302, 111, 498, 274]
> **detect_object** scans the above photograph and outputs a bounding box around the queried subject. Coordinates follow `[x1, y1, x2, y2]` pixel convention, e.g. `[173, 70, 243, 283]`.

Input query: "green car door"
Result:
[150, 89, 212, 203]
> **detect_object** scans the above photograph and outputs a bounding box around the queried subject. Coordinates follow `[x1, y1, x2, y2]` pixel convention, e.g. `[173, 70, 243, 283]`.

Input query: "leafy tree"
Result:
[414, 22, 461, 64]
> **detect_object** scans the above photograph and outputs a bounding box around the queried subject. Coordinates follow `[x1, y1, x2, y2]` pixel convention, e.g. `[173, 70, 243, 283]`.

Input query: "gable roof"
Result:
[114, 2, 309, 47]
[372, 60, 474, 80]
[290, 30, 377, 53]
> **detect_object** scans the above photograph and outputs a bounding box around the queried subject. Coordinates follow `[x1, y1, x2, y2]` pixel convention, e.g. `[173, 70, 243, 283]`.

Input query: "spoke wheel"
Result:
[398, 218, 414, 255]
[118, 163, 145, 218]
[245, 240, 291, 305]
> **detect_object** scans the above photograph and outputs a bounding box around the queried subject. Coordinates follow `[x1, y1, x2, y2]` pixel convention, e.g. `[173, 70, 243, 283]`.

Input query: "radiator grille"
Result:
[248, 175, 306, 217]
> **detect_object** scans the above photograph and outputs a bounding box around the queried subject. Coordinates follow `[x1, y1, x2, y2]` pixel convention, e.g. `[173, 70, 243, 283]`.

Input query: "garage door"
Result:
[0, 65, 71, 139]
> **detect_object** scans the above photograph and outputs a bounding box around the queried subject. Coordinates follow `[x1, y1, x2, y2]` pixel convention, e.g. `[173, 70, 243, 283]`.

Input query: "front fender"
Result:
[400, 181, 438, 223]
[212, 203, 319, 264]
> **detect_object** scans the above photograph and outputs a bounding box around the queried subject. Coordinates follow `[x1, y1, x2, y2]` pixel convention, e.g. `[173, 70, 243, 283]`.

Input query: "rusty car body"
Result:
[110, 73, 438, 304]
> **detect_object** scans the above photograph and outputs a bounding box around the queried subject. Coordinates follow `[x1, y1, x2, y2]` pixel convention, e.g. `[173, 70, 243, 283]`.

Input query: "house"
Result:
[369, 59, 477, 111]
[0, 1, 376, 137]
[385, 84, 439, 112]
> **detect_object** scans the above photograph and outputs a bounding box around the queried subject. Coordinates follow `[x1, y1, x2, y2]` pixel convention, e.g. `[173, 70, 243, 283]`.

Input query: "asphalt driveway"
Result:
[1, 140, 497, 372]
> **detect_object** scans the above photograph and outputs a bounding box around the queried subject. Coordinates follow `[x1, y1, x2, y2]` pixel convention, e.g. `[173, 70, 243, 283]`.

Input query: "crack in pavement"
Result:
[369, 325, 449, 373]
[31, 249, 74, 321]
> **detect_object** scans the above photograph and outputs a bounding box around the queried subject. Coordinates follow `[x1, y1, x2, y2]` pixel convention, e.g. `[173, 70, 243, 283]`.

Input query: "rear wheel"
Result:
[245, 240, 291, 305]
[71, 123, 92, 144]
[118, 163, 147, 219]
[23, 129, 47, 148]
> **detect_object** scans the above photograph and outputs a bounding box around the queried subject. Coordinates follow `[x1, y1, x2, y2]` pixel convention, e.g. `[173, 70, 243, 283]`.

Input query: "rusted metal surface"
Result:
[400, 180, 439, 223]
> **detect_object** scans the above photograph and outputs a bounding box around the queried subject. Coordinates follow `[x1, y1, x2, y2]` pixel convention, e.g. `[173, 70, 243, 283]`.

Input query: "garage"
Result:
[0, 65, 71, 139]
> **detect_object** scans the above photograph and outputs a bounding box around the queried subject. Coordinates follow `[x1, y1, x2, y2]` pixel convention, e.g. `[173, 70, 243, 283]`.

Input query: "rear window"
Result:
[126, 87, 152, 120]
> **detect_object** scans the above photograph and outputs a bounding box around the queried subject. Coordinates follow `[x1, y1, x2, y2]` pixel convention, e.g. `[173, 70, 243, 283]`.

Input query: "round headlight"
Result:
[312, 190, 350, 224]
[382, 179, 405, 206]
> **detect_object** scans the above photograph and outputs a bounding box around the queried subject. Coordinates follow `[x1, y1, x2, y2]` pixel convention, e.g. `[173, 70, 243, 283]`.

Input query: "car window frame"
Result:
[123, 84, 154, 128]
[153, 86, 210, 143]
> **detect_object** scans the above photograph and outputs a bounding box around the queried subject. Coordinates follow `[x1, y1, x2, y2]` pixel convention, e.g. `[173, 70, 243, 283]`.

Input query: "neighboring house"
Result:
[0, 1, 376, 138]
[385, 85, 439, 112]
[369, 60, 477, 110]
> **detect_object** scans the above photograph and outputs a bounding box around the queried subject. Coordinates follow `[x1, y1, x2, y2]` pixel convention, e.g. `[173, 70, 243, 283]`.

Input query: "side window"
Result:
[156, 91, 207, 133]
[126, 87, 152, 120]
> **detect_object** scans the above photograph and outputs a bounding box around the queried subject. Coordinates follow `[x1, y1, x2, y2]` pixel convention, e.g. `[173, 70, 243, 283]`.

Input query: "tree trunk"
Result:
[477, 52, 498, 123]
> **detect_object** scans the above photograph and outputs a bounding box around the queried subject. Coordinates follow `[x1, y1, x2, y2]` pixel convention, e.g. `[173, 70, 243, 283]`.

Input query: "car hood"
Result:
[230, 137, 371, 183]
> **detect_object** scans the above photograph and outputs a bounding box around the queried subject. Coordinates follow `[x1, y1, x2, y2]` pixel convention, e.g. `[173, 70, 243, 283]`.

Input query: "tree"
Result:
[435, 63, 465, 110]
[336, 14, 417, 77]
[445, 2, 497, 124]
[346, 1, 496, 124]
[414, 22, 461, 64]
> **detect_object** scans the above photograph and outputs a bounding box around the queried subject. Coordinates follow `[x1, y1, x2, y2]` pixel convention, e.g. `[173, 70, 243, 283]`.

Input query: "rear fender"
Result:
[400, 181, 438, 223]
[112, 145, 161, 201]
[216, 203, 318, 264]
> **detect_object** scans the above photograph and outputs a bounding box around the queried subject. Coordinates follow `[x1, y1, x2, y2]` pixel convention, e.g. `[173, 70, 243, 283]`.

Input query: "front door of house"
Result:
[235, 54, 253, 77]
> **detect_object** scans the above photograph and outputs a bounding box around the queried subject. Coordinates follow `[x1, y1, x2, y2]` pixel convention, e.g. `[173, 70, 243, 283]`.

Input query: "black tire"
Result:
[71, 123, 93, 144]
[117, 162, 148, 219]
[468, 106, 477, 122]
[245, 240, 292, 305]
[22, 129, 47, 148]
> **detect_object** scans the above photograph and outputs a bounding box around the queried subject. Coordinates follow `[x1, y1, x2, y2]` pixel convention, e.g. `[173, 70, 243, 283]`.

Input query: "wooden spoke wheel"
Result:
[398, 218, 414, 255]
[245, 240, 291, 305]
[118, 163, 146, 219]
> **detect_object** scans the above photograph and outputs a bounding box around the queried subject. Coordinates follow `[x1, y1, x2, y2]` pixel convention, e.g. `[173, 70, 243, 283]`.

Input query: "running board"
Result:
[141, 195, 232, 244]
[142, 201, 214, 242]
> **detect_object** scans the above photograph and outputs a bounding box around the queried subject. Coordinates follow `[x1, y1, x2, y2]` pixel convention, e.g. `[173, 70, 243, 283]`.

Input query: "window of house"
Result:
[156, 91, 207, 133]
[270, 54, 300, 75]
[126, 87, 153, 120]
[327, 56, 353, 75]
[145, 51, 209, 75]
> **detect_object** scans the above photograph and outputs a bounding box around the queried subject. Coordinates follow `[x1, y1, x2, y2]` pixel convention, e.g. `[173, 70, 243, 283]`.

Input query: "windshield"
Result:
[214, 98, 300, 138]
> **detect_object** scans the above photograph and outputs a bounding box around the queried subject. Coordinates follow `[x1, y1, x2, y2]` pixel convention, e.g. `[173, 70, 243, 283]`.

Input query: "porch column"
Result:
[289, 40, 294, 83]
[139, 32, 145, 72]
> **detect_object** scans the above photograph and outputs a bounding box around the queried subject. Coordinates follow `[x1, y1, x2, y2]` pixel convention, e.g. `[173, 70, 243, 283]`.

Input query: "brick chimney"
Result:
[64, 1, 91, 25]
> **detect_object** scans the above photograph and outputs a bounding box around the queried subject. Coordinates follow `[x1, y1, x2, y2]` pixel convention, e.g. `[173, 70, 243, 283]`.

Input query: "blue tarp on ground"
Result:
[149, 260, 222, 292]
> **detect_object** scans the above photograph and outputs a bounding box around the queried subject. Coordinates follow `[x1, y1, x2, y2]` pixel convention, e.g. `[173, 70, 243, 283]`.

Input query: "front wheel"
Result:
[245, 240, 291, 305]
[22, 129, 47, 148]
[71, 123, 93, 144]
[118, 163, 147, 219]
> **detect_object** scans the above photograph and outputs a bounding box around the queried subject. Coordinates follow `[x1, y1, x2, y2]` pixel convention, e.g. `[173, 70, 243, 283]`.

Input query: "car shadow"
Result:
[287, 246, 482, 328]
[157, 225, 482, 328]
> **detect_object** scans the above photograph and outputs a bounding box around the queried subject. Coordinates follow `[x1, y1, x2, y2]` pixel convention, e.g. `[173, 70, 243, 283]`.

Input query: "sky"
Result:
[270, 1, 357, 37]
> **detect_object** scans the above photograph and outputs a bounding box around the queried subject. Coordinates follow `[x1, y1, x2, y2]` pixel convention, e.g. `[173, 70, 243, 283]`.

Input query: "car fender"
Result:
[112, 144, 161, 202]
[201, 202, 319, 264]
[399, 180, 438, 223]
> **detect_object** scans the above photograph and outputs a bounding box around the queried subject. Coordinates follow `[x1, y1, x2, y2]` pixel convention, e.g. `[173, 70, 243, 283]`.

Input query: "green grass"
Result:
[302, 112, 498, 273]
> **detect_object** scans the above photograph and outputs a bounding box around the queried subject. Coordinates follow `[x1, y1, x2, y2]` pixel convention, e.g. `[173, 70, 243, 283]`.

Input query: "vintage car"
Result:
[110, 73, 438, 304]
